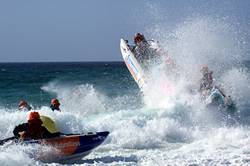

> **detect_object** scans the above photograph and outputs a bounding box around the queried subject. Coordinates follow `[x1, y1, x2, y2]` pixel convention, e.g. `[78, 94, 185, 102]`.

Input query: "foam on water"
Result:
[0, 82, 198, 165]
[1, 12, 250, 166]
[1, 77, 250, 165]
[142, 14, 250, 113]
[137, 13, 250, 165]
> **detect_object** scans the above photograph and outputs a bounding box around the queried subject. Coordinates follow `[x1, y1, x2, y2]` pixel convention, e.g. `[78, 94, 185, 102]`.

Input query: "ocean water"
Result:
[0, 61, 249, 166]
[1, 17, 250, 165]
[0, 62, 139, 108]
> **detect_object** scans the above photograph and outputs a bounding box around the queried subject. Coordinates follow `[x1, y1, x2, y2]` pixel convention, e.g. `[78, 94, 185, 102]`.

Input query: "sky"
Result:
[0, 0, 249, 62]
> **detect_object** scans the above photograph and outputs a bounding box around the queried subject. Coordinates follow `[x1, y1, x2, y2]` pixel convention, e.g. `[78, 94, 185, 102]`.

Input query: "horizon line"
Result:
[0, 60, 124, 64]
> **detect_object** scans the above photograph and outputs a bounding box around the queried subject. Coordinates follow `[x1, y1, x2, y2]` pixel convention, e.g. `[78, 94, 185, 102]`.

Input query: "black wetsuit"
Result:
[133, 41, 159, 71]
[13, 123, 59, 139]
[50, 105, 61, 112]
[200, 72, 213, 92]
[134, 41, 151, 63]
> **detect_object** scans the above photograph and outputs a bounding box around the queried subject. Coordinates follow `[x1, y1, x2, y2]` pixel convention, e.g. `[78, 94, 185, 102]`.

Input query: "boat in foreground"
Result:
[2, 131, 109, 163]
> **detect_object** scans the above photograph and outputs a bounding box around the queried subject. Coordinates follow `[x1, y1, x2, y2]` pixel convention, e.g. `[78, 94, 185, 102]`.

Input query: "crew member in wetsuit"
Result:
[13, 112, 59, 140]
[200, 65, 214, 93]
[50, 98, 61, 112]
[18, 100, 32, 111]
[133, 33, 151, 65]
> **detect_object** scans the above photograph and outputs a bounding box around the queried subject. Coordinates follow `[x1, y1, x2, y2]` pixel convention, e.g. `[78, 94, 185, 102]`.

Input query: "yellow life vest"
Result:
[40, 115, 59, 134]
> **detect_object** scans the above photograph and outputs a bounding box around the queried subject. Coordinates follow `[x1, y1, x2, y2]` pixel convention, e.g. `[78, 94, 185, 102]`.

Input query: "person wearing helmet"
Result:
[199, 65, 214, 93]
[18, 100, 32, 111]
[133, 33, 152, 65]
[50, 98, 61, 112]
[134, 33, 146, 45]
[13, 112, 57, 140]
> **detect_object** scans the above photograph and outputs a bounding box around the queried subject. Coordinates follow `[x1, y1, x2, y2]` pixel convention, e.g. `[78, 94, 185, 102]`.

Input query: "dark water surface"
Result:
[0, 62, 138, 108]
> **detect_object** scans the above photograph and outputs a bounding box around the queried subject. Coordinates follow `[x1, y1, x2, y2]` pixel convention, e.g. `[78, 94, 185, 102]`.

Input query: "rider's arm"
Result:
[13, 123, 28, 137]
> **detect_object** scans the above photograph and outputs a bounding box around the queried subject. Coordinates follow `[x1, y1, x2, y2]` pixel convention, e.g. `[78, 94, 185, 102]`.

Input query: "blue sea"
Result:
[0, 61, 250, 166]
[1, 17, 250, 165]
[0, 62, 140, 109]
